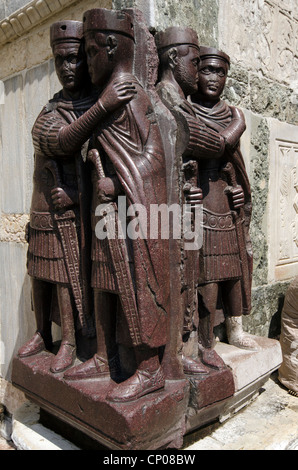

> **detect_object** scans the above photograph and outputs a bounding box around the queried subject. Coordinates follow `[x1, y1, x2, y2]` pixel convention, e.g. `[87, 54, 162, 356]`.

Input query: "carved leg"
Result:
[50, 285, 76, 373]
[106, 346, 165, 402]
[223, 280, 259, 350]
[64, 290, 118, 380]
[197, 283, 225, 369]
[18, 278, 53, 357]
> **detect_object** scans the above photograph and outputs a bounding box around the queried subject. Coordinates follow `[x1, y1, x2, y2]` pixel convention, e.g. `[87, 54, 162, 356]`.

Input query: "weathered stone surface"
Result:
[0, 214, 29, 243]
[218, 0, 298, 88]
[247, 282, 290, 338]
[223, 68, 298, 126]
[250, 117, 270, 286]
[184, 372, 298, 450]
[215, 336, 282, 391]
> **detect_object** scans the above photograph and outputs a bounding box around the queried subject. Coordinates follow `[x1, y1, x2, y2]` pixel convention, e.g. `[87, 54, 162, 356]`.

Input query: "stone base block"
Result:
[12, 352, 189, 450]
[11, 336, 282, 449]
[215, 335, 282, 391]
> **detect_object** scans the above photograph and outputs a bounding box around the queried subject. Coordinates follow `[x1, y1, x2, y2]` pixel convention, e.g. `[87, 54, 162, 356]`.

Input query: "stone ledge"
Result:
[12, 401, 80, 450]
[215, 335, 282, 391]
[0, 0, 77, 46]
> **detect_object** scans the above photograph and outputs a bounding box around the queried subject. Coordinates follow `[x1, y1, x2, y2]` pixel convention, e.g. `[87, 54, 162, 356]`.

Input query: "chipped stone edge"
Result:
[0, 0, 78, 46]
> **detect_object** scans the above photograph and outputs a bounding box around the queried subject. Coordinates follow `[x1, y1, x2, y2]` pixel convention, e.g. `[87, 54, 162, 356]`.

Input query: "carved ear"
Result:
[168, 47, 178, 68]
[106, 35, 118, 58]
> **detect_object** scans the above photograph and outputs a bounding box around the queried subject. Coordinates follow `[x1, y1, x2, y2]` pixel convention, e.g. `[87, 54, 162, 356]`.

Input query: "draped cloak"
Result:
[91, 74, 170, 349]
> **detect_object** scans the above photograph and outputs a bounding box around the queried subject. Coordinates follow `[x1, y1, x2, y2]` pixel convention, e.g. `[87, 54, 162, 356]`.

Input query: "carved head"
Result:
[50, 21, 88, 93]
[155, 26, 200, 97]
[83, 9, 134, 88]
[197, 46, 230, 102]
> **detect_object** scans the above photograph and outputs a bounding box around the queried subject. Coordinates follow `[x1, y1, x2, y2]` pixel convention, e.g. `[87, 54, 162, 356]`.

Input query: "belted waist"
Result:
[30, 209, 80, 230]
[203, 209, 234, 231]
[30, 211, 54, 231]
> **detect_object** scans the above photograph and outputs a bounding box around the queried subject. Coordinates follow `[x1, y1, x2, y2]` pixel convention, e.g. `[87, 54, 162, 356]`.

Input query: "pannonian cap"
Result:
[50, 21, 83, 47]
[155, 26, 199, 51]
[199, 46, 230, 66]
[83, 8, 134, 39]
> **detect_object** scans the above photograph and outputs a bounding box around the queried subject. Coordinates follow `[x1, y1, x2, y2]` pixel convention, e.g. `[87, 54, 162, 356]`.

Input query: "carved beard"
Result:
[174, 59, 198, 96]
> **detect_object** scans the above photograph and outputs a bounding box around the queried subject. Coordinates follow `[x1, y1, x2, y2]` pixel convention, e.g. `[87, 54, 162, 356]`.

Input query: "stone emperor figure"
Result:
[155, 27, 230, 374]
[18, 19, 137, 373]
[190, 46, 258, 352]
[64, 8, 170, 403]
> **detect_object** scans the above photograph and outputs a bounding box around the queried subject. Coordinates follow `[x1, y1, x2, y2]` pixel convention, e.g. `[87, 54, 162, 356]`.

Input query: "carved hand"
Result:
[97, 176, 122, 204]
[230, 185, 245, 209]
[183, 185, 203, 209]
[51, 187, 77, 211]
[99, 77, 137, 114]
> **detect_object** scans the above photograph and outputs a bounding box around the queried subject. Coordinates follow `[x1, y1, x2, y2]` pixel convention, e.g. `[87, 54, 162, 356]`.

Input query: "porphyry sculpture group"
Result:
[13, 8, 259, 450]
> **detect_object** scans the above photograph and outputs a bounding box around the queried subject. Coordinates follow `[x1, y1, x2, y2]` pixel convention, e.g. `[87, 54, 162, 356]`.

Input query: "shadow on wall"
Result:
[269, 294, 285, 340]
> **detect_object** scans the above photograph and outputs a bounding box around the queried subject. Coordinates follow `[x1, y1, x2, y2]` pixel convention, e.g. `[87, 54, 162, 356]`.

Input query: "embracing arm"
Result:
[220, 106, 246, 149]
[185, 114, 225, 159]
[32, 77, 136, 158]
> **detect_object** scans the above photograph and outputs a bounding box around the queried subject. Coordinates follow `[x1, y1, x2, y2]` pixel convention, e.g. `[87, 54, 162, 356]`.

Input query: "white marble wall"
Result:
[268, 119, 298, 282]
[0, 60, 60, 380]
[218, 0, 298, 91]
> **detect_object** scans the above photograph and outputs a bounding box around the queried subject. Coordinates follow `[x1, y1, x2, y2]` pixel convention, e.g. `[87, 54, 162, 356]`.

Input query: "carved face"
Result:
[85, 32, 114, 89]
[198, 58, 228, 101]
[53, 41, 86, 92]
[173, 45, 200, 96]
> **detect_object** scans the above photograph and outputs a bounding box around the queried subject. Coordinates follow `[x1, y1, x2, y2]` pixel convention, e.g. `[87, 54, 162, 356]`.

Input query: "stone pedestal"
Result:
[214, 335, 283, 422]
[12, 336, 282, 449]
[12, 352, 189, 450]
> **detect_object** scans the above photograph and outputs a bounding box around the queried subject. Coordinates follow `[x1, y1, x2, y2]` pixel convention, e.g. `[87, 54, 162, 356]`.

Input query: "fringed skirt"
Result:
[198, 208, 242, 283]
[27, 228, 69, 284]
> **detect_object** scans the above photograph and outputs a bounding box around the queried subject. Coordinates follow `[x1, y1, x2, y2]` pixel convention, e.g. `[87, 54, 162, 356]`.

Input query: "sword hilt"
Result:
[87, 149, 105, 180]
[45, 159, 62, 188]
[222, 161, 237, 188]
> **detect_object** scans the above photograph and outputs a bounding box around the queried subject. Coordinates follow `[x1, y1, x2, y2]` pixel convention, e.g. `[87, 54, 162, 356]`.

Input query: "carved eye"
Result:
[217, 68, 226, 77]
[67, 55, 79, 65]
[200, 67, 212, 75]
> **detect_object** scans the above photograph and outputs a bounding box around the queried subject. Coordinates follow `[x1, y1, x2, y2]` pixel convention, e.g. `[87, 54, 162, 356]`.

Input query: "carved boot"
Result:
[18, 332, 48, 358]
[63, 354, 111, 380]
[225, 316, 259, 350]
[50, 342, 76, 373]
[107, 366, 165, 402]
[50, 286, 76, 373]
[182, 355, 209, 375]
[200, 347, 226, 370]
[198, 309, 225, 369]
[106, 348, 165, 402]
[18, 278, 53, 357]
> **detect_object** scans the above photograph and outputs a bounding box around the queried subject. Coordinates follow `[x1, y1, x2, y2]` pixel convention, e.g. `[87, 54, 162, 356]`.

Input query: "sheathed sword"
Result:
[45, 160, 94, 337]
[182, 159, 199, 332]
[87, 149, 142, 347]
[222, 161, 252, 313]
